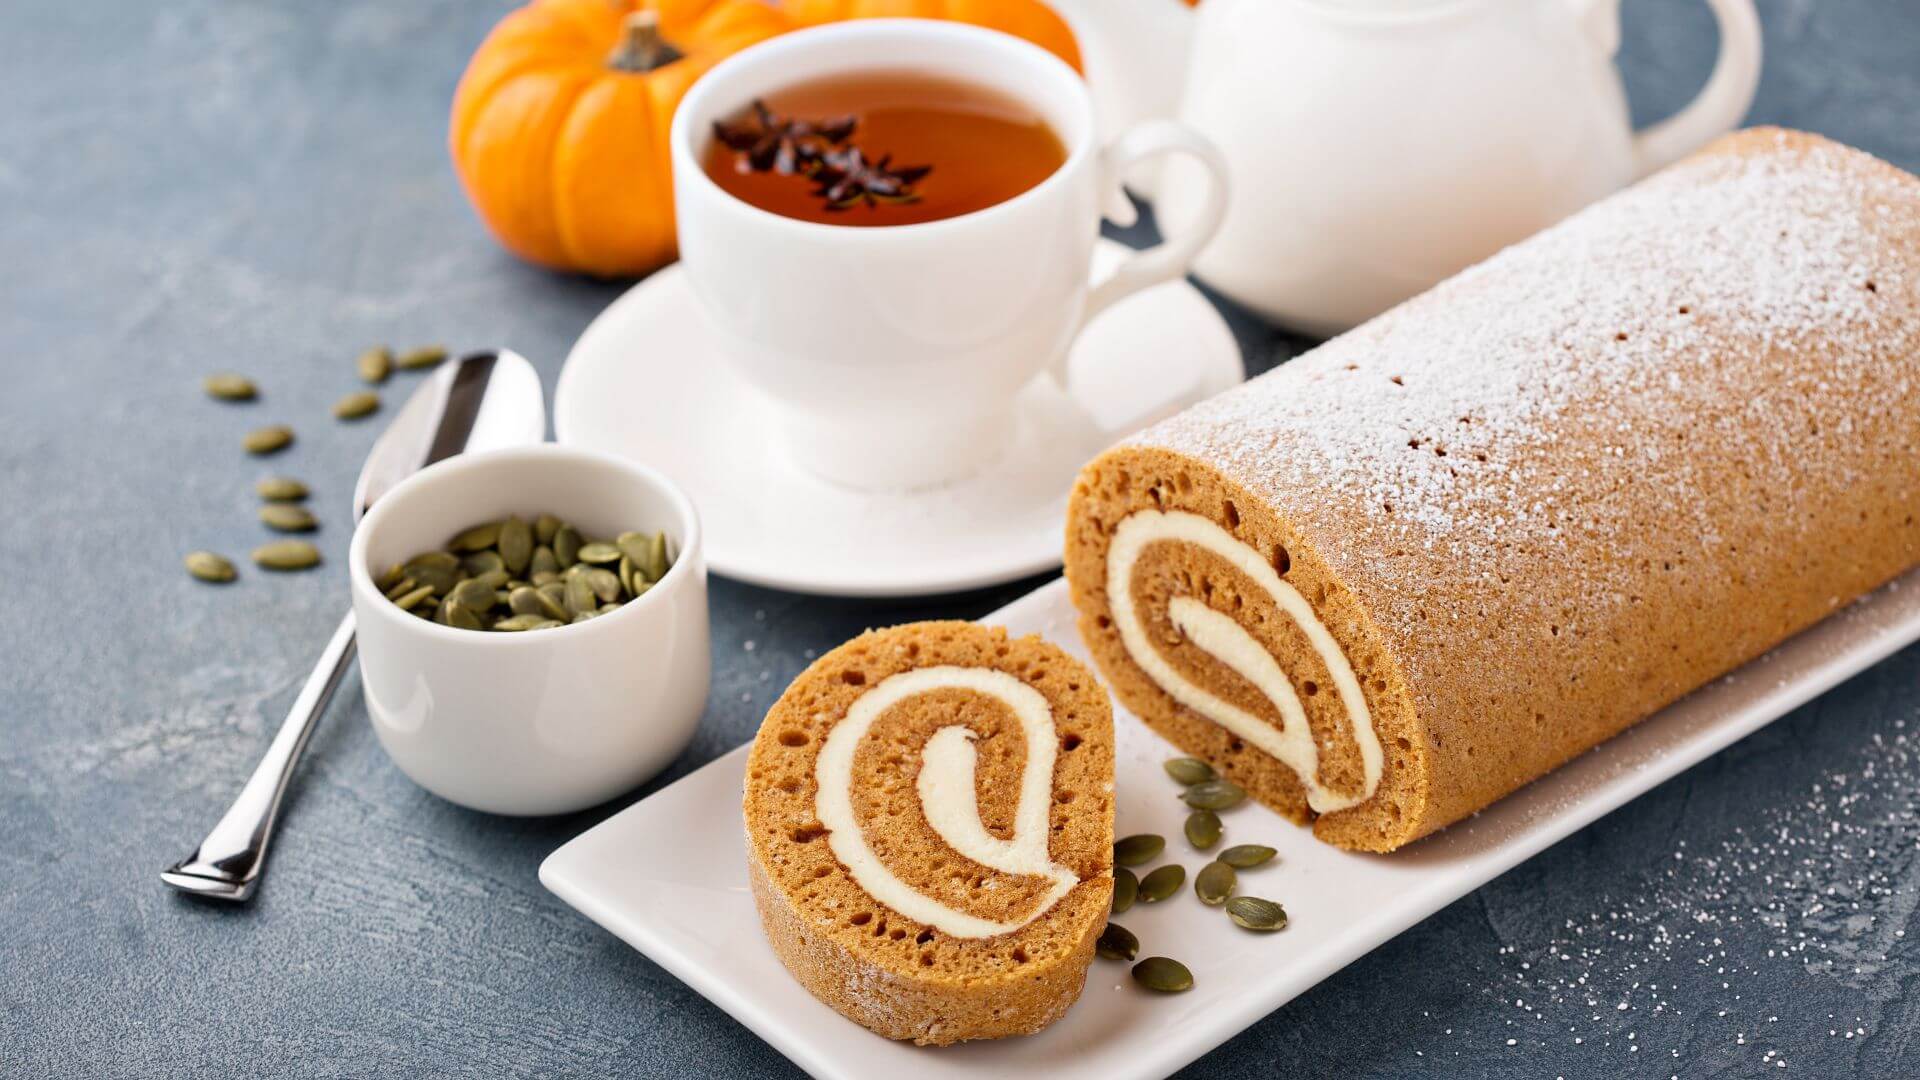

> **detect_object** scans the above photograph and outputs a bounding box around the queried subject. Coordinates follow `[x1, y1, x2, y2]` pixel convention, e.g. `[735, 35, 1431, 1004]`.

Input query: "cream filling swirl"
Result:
[815, 666, 1079, 939]
[1107, 509, 1383, 813]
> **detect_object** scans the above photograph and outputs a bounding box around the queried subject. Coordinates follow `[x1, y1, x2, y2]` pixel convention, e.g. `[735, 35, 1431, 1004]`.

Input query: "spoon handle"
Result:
[161, 611, 358, 902]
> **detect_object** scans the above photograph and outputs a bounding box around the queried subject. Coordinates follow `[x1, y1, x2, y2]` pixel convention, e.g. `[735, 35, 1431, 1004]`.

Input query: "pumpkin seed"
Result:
[449, 577, 499, 612]
[449, 521, 501, 552]
[537, 581, 568, 608]
[534, 513, 562, 545]
[185, 551, 237, 583]
[1137, 864, 1185, 903]
[576, 541, 621, 565]
[395, 345, 448, 370]
[1225, 896, 1288, 932]
[528, 619, 565, 631]
[1184, 809, 1222, 850]
[252, 540, 320, 571]
[1219, 844, 1277, 869]
[1164, 757, 1216, 785]
[462, 549, 505, 576]
[585, 566, 622, 603]
[552, 524, 582, 568]
[565, 573, 597, 616]
[598, 601, 623, 614]
[619, 554, 639, 595]
[615, 531, 651, 570]
[356, 346, 392, 384]
[203, 373, 258, 401]
[374, 562, 406, 591]
[392, 584, 435, 611]
[443, 601, 483, 631]
[383, 575, 418, 601]
[511, 585, 569, 622]
[403, 551, 460, 574]
[498, 515, 533, 574]
[1095, 923, 1139, 962]
[530, 545, 558, 579]
[255, 476, 308, 502]
[1112, 868, 1139, 914]
[243, 425, 293, 455]
[1114, 834, 1164, 867]
[641, 531, 669, 582]
[331, 391, 380, 420]
[572, 611, 598, 624]
[258, 504, 317, 532]
[469, 568, 509, 592]
[492, 613, 548, 632]
[1131, 957, 1193, 993]
[409, 565, 458, 596]
[1195, 861, 1236, 906]
[1183, 779, 1247, 810]
[531, 570, 559, 587]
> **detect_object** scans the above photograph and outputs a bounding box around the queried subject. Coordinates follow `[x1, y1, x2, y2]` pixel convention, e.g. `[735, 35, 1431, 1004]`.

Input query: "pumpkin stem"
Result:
[608, 10, 684, 73]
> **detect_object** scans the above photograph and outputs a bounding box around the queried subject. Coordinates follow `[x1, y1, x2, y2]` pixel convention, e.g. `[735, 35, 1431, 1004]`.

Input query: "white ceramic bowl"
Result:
[349, 446, 709, 815]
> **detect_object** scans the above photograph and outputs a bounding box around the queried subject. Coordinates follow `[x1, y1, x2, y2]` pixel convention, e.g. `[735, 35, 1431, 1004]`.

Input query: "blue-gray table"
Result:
[5, 1, 1919, 1075]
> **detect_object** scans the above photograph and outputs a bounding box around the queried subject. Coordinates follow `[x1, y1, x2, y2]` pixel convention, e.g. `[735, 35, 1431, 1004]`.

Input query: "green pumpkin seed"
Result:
[1095, 923, 1139, 962]
[530, 545, 558, 579]
[243, 425, 293, 455]
[493, 613, 548, 632]
[1165, 757, 1216, 785]
[1219, 844, 1277, 869]
[619, 554, 639, 595]
[392, 584, 435, 611]
[395, 345, 447, 370]
[443, 601, 483, 631]
[1131, 956, 1193, 993]
[403, 551, 460, 574]
[1184, 809, 1222, 850]
[258, 504, 317, 532]
[1137, 864, 1185, 903]
[255, 476, 309, 502]
[565, 573, 597, 616]
[513, 585, 570, 621]
[470, 569, 509, 591]
[331, 391, 380, 420]
[252, 540, 320, 571]
[1114, 834, 1164, 867]
[1112, 868, 1138, 915]
[410, 565, 458, 596]
[615, 531, 651, 570]
[462, 549, 505, 576]
[383, 575, 418, 601]
[185, 551, 237, 583]
[357, 346, 392, 384]
[530, 570, 559, 587]
[498, 515, 533, 574]
[449, 577, 499, 612]
[584, 566, 622, 603]
[1183, 779, 1247, 811]
[203, 373, 258, 401]
[374, 562, 406, 591]
[534, 514, 562, 545]
[448, 521, 501, 552]
[552, 525, 582, 568]
[576, 541, 621, 565]
[641, 531, 669, 582]
[1195, 860, 1236, 906]
[531, 619, 566, 631]
[1225, 896, 1288, 932]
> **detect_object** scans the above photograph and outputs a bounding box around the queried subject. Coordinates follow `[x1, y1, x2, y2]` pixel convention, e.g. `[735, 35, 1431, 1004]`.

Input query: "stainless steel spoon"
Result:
[162, 350, 546, 901]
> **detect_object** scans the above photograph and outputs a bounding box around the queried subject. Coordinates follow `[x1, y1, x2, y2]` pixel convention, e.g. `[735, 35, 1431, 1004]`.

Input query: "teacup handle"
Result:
[1050, 120, 1229, 384]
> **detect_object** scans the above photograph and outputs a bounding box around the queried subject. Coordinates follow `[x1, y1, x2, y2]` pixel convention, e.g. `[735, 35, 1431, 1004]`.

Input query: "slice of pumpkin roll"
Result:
[744, 621, 1115, 1046]
[1065, 128, 1920, 854]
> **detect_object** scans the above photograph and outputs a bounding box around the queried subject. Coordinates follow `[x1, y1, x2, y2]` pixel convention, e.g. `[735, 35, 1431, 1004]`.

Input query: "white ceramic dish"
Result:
[351, 445, 710, 815]
[542, 568, 1920, 1078]
[553, 239, 1242, 597]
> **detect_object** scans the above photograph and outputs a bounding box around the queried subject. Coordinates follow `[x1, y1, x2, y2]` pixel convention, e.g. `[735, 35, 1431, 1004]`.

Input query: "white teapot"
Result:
[1152, 0, 1762, 335]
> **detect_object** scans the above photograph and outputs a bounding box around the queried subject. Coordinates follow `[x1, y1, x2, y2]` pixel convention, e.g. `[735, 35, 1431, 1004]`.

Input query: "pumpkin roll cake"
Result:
[1066, 128, 1920, 853]
[744, 622, 1114, 1045]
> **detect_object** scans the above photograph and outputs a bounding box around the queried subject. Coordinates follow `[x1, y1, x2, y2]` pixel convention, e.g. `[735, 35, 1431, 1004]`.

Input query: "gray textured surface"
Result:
[3, 1, 1917, 1076]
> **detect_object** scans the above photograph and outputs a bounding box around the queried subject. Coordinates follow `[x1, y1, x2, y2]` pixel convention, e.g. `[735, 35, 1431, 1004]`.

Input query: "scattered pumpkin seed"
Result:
[331, 391, 380, 420]
[252, 540, 320, 571]
[1219, 844, 1277, 869]
[243, 425, 294, 455]
[1114, 834, 1165, 867]
[1164, 757, 1216, 785]
[255, 476, 308, 502]
[1131, 956, 1193, 993]
[203, 373, 258, 401]
[1112, 868, 1137, 914]
[258, 504, 317, 532]
[356, 346, 393, 384]
[1183, 779, 1247, 810]
[498, 515, 533, 574]
[395, 345, 448, 370]
[1095, 923, 1139, 962]
[185, 551, 237, 583]
[1184, 809, 1222, 850]
[1225, 896, 1288, 932]
[1195, 860, 1236, 906]
[1137, 864, 1185, 903]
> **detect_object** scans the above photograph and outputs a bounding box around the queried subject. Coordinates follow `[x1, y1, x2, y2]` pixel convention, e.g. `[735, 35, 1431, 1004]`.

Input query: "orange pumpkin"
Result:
[450, 0, 792, 277]
[778, 0, 1081, 72]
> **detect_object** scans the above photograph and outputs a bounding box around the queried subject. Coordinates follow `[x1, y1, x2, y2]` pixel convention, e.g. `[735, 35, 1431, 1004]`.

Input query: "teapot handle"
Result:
[1604, 0, 1764, 177]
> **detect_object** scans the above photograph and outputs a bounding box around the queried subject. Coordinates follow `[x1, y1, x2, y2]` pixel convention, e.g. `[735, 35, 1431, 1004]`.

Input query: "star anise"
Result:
[810, 146, 933, 210]
[712, 99, 856, 176]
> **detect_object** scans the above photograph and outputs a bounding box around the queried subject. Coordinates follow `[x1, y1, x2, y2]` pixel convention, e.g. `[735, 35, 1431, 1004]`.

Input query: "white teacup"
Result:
[671, 20, 1228, 491]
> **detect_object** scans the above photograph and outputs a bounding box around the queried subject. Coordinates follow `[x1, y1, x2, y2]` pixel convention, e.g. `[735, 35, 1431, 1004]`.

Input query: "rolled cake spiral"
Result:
[745, 622, 1113, 1045]
[1066, 128, 1920, 852]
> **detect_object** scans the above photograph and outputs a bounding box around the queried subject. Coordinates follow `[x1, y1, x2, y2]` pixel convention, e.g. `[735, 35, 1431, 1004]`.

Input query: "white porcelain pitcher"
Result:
[1154, 0, 1762, 335]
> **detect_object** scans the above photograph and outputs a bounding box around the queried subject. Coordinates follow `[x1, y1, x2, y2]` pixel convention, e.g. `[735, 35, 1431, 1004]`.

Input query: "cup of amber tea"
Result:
[672, 19, 1228, 491]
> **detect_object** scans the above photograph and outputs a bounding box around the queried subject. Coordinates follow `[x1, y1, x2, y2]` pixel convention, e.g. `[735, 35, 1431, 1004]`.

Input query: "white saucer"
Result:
[554, 240, 1242, 596]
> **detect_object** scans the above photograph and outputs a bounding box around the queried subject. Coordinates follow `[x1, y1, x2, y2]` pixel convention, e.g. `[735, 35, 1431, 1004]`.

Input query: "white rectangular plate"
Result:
[542, 571, 1920, 1080]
